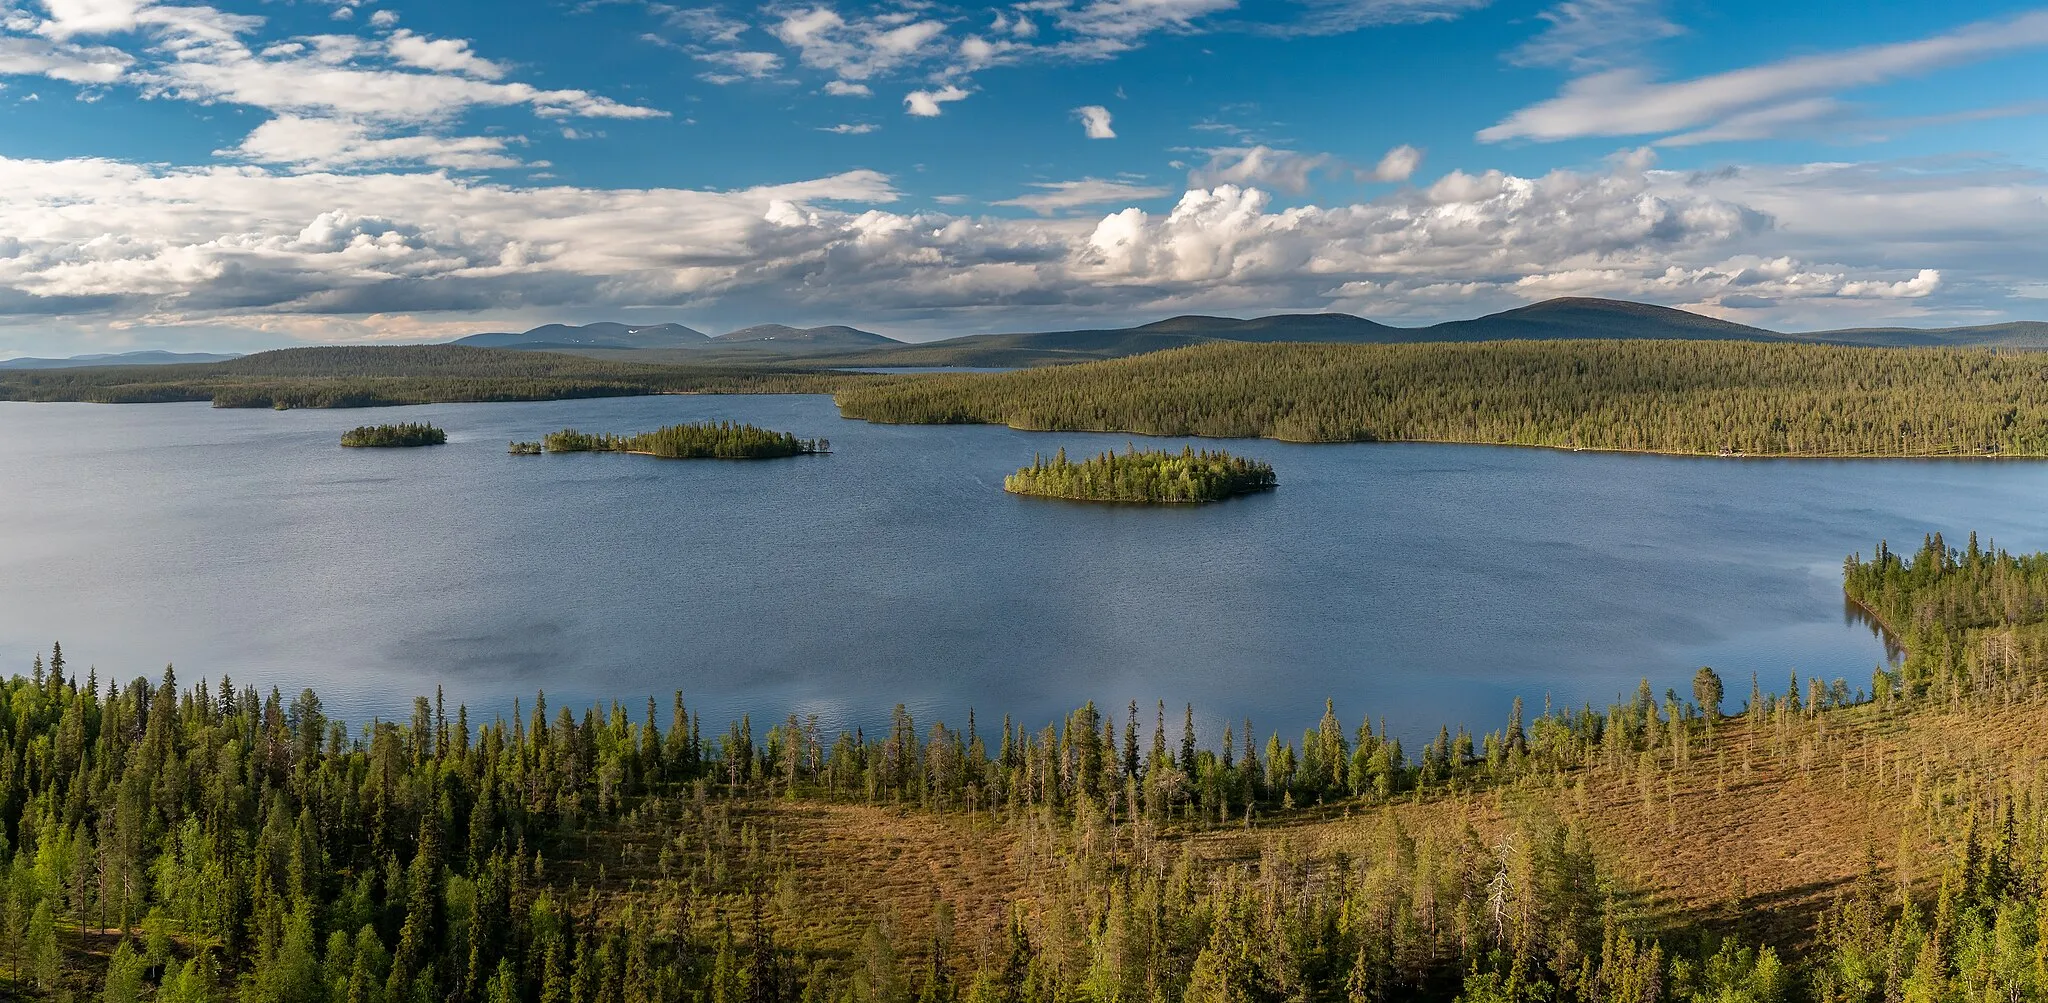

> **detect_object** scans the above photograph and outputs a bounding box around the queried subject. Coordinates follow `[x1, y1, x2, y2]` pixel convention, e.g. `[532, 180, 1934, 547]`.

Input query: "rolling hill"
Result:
[0, 350, 244, 369]
[1420, 297, 1785, 342]
[794, 297, 2045, 367]
[452, 322, 711, 351]
[788, 298, 1790, 367]
[1810, 320, 2048, 348]
[711, 324, 900, 349]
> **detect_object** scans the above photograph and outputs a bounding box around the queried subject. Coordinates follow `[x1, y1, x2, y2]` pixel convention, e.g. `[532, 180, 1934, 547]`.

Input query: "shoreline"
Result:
[857, 413, 2040, 462]
[13, 392, 2045, 461]
[1845, 593, 1912, 659]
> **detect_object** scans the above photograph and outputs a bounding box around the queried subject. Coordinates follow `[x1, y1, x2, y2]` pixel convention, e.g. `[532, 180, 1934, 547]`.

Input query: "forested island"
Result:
[836, 340, 2048, 456]
[4, 535, 2046, 1001]
[339, 422, 446, 447]
[1004, 446, 1276, 503]
[539, 421, 827, 458]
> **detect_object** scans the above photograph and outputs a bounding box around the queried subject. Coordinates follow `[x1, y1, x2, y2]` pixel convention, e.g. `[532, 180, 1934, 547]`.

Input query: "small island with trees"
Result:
[538, 420, 827, 459]
[1005, 445, 1277, 503]
[338, 422, 446, 447]
[508, 440, 542, 454]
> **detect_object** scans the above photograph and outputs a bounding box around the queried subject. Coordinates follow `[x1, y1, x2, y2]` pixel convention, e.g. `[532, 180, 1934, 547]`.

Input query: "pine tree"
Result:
[26, 900, 60, 992]
[101, 938, 147, 1003]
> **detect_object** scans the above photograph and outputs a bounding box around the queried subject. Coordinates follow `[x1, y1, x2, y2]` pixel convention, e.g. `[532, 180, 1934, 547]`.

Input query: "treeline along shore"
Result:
[10, 340, 2048, 459]
[0, 346, 880, 409]
[835, 340, 2048, 457]
[7, 533, 2048, 1001]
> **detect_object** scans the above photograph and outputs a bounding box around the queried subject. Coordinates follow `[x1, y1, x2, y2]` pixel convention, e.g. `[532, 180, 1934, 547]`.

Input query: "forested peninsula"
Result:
[540, 422, 828, 459]
[0, 345, 879, 409]
[835, 340, 2048, 457]
[5, 534, 2047, 1001]
[1004, 446, 1275, 503]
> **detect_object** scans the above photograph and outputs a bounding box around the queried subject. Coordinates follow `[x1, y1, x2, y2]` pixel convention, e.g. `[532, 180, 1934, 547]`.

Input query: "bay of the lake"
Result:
[5, 394, 2038, 742]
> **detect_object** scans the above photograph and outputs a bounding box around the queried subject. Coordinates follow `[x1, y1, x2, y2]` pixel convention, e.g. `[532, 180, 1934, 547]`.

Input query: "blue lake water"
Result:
[4, 394, 2042, 743]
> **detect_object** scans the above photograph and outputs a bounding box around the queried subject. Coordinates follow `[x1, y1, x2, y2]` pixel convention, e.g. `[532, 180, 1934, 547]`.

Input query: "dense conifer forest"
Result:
[340, 424, 448, 448]
[6, 535, 2048, 1001]
[539, 423, 827, 459]
[1003, 447, 1276, 503]
[834, 340, 2048, 456]
[0, 346, 876, 408]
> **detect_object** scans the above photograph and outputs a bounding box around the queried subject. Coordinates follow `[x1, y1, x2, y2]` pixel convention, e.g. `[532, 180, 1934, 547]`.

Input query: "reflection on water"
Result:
[1843, 597, 1907, 663]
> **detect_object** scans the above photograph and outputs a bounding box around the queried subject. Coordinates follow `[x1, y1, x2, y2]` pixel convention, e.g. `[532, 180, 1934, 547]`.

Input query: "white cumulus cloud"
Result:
[1369, 144, 1421, 182]
[903, 83, 967, 116]
[0, 150, 2015, 347]
[1188, 146, 1341, 194]
[385, 30, 506, 79]
[1073, 104, 1114, 138]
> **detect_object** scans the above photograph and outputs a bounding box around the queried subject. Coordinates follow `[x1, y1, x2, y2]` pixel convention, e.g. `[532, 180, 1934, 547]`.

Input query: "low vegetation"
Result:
[340, 423, 447, 447]
[508, 441, 543, 455]
[7, 534, 2048, 1002]
[1004, 446, 1276, 503]
[539, 421, 827, 458]
[836, 339, 2048, 456]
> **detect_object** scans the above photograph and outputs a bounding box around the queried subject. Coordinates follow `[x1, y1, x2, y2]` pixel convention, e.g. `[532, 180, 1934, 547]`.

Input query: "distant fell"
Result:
[1132, 313, 1404, 342]
[1809, 321, 2048, 349]
[798, 297, 1793, 367]
[713, 324, 899, 348]
[1420, 297, 1786, 342]
[443, 297, 2047, 369]
[0, 350, 244, 369]
[453, 322, 710, 351]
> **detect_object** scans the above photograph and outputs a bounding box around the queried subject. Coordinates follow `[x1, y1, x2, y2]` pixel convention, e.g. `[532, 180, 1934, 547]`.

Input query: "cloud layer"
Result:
[0, 150, 2023, 346]
[0, 0, 661, 173]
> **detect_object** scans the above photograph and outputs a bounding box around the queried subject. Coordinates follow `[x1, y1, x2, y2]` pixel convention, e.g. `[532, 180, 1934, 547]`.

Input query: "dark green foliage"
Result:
[0, 643, 1864, 1003]
[1003, 446, 1275, 503]
[0, 345, 882, 408]
[836, 340, 2048, 455]
[540, 422, 827, 459]
[15, 539, 2048, 1001]
[1691, 668, 1723, 719]
[1843, 531, 2048, 701]
[340, 423, 447, 447]
[509, 442, 543, 455]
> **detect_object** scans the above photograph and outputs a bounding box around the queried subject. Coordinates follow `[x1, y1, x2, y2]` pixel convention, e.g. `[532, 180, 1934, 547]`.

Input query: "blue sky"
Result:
[0, 0, 2044, 354]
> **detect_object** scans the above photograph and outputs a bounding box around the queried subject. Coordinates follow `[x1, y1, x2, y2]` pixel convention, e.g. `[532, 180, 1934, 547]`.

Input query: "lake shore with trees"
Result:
[12, 339, 2048, 460]
[4, 534, 2044, 1001]
[836, 339, 2048, 457]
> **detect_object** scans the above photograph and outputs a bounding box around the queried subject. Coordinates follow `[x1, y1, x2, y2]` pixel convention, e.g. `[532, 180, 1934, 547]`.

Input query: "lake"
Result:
[4, 394, 2042, 744]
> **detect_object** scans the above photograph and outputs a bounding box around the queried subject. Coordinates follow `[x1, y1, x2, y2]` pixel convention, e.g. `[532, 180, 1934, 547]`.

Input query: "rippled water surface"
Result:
[5, 395, 2042, 739]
